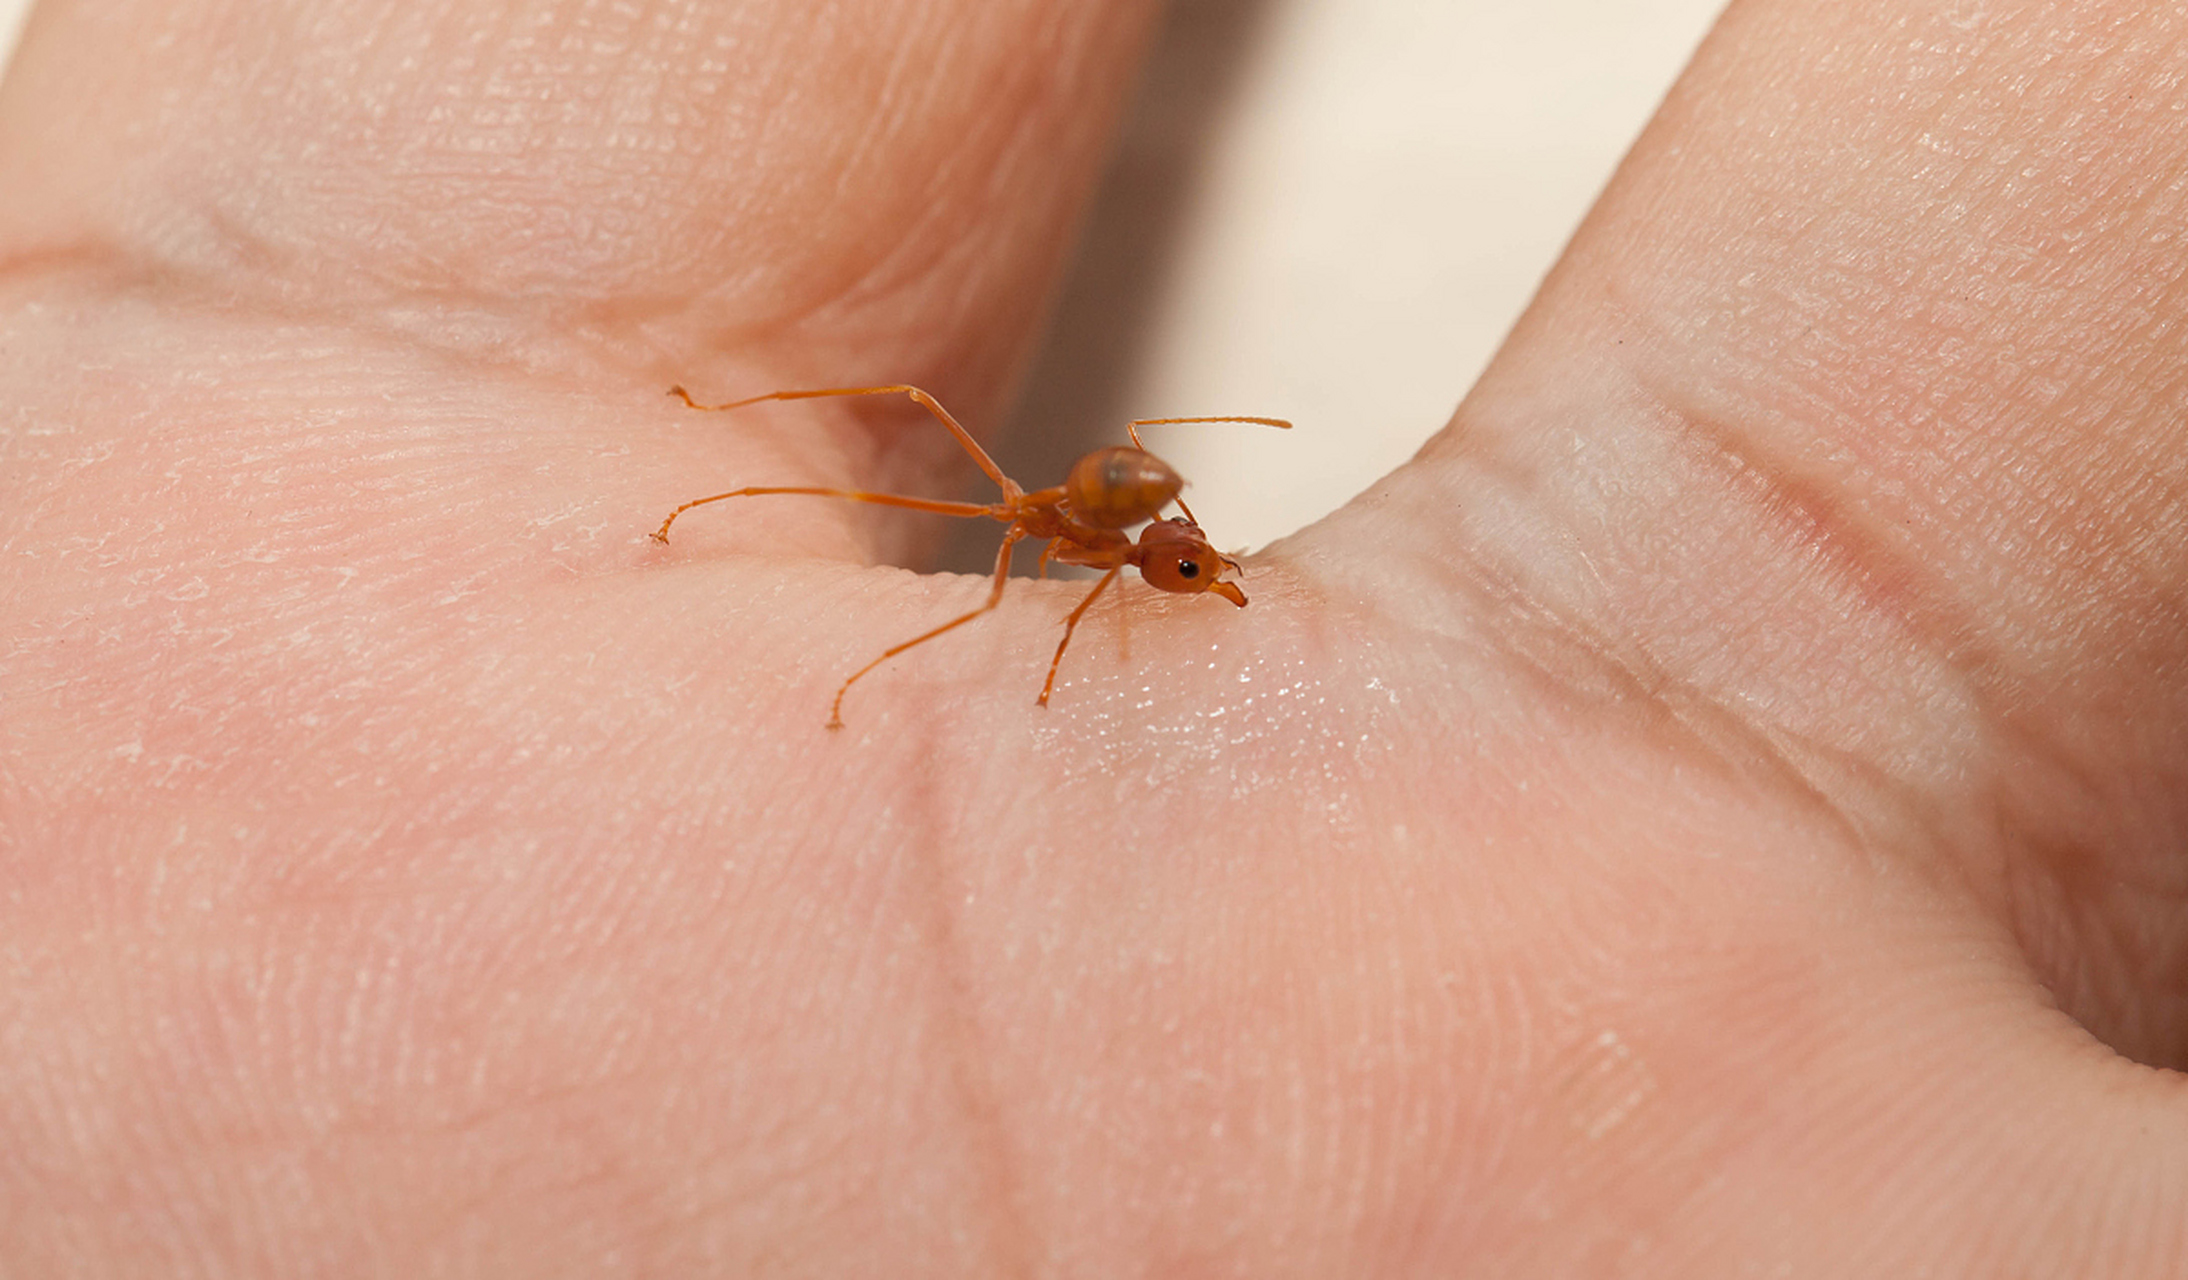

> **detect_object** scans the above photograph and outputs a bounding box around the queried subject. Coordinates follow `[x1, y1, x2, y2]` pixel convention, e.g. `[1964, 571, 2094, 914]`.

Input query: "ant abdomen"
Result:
[1065, 447, 1184, 530]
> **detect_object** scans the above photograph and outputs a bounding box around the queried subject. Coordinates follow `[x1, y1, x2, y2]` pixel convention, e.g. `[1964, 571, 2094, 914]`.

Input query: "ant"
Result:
[651, 384, 1290, 728]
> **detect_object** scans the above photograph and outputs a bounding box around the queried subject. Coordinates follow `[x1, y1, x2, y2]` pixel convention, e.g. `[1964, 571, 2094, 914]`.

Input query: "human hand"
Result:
[3, 0, 2183, 1273]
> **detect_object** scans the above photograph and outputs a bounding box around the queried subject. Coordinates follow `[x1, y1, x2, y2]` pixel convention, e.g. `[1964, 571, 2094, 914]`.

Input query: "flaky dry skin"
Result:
[3, 0, 2186, 1274]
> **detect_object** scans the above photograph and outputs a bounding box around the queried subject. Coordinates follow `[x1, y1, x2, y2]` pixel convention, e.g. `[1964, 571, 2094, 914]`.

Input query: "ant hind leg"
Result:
[670, 384, 1020, 500]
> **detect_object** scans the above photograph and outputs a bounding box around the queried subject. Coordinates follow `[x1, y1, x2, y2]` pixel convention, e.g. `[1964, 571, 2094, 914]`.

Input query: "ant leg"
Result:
[1038, 566, 1123, 707]
[828, 529, 1025, 730]
[652, 486, 999, 544]
[1114, 559, 1132, 665]
[670, 384, 1021, 500]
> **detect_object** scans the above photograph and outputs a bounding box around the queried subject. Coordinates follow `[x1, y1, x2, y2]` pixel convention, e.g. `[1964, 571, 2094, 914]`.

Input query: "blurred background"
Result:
[997, 0, 1724, 561]
[0, 0, 1727, 557]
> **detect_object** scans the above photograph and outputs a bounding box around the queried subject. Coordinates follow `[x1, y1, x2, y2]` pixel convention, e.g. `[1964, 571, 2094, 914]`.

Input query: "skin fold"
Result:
[2, 0, 2185, 1273]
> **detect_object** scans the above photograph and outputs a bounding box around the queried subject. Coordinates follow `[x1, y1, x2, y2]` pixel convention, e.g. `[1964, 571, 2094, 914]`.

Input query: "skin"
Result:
[2, 0, 2184, 1272]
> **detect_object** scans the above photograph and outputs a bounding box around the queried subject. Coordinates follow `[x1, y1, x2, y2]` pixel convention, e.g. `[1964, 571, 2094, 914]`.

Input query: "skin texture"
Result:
[2, 0, 2186, 1273]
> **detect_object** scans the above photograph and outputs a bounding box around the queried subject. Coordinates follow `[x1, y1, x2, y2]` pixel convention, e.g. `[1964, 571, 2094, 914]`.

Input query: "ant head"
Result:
[1133, 518, 1248, 606]
[1065, 447, 1185, 531]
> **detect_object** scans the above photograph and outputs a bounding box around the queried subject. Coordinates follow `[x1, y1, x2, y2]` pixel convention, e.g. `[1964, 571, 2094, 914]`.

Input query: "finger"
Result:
[0, 0, 1159, 399]
[1297, 0, 2188, 1064]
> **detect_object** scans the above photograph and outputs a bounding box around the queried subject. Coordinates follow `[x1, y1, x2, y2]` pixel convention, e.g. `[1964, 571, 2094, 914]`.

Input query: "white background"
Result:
[1002, 0, 1723, 561]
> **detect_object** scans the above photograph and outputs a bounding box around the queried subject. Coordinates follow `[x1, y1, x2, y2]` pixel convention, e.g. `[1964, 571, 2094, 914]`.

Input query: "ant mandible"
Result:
[650, 384, 1290, 728]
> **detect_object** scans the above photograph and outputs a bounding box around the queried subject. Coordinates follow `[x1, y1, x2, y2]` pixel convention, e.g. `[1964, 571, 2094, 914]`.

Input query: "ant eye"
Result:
[1177, 559, 1200, 579]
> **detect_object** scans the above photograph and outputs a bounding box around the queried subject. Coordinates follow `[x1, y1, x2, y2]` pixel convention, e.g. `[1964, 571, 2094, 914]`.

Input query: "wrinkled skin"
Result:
[4, 0, 2187, 1274]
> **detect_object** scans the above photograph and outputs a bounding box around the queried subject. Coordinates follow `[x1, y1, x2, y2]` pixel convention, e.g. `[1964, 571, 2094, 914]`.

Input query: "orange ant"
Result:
[651, 384, 1290, 728]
